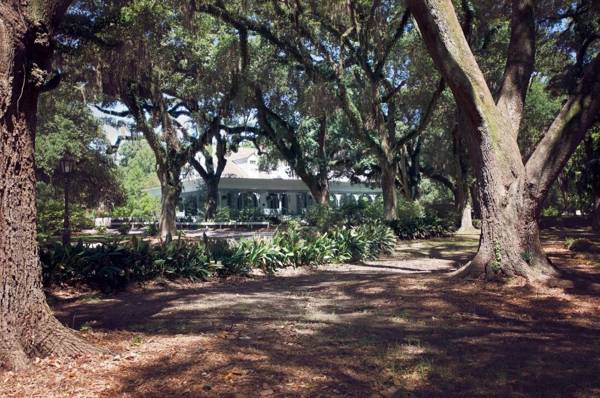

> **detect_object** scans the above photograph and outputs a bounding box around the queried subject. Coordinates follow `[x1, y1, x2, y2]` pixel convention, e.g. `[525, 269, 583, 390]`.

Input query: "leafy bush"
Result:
[388, 200, 451, 240]
[40, 237, 216, 292]
[37, 197, 94, 242]
[219, 220, 395, 275]
[304, 199, 382, 232]
[388, 216, 450, 240]
[328, 222, 396, 262]
[206, 238, 235, 262]
[221, 239, 285, 276]
[565, 238, 597, 253]
[274, 220, 338, 266]
[543, 206, 561, 217]
[213, 207, 233, 222]
[359, 221, 397, 259]
[238, 208, 265, 222]
[305, 204, 342, 231]
[145, 222, 159, 236]
[303, 198, 448, 241]
[329, 226, 367, 262]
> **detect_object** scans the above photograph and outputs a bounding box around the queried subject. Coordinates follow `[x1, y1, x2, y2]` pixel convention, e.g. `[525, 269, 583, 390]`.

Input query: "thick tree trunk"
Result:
[452, 122, 476, 232]
[310, 185, 330, 206]
[204, 177, 219, 220]
[593, 192, 600, 232]
[1, 7, 95, 370]
[586, 136, 600, 232]
[456, 203, 479, 235]
[159, 179, 181, 240]
[381, 162, 398, 221]
[409, 0, 599, 282]
[457, 192, 556, 280]
[470, 183, 481, 220]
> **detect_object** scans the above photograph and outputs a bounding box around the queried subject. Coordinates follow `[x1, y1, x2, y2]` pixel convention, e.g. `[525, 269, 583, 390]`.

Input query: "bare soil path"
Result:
[1, 229, 599, 397]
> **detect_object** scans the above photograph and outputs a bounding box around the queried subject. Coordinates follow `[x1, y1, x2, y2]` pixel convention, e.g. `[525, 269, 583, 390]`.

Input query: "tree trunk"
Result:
[456, 203, 479, 235]
[585, 136, 600, 232]
[1, 7, 95, 370]
[381, 161, 398, 221]
[310, 184, 330, 206]
[159, 180, 180, 240]
[458, 191, 556, 280]
[409, 0, 599, 282]
[470, 183, 481, 220]
[204, 177, 219, 220]
[592, 189, 600, 232]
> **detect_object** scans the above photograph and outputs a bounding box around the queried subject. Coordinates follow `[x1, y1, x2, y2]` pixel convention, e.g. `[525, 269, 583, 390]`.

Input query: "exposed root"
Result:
[2, 305, 105, 371]
[0, 339, 29, 371]
[450, 251, 562, 285]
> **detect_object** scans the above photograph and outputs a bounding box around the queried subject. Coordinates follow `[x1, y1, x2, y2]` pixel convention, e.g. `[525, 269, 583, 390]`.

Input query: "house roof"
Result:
[189, 147, 296, 180]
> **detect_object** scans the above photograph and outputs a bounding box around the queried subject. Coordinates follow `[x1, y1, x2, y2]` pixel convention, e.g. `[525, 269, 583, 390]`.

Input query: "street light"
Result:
[60, 152, 75, 246]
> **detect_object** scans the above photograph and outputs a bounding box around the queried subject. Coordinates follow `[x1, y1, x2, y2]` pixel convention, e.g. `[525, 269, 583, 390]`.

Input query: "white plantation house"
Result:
[145, 147, 382, 217]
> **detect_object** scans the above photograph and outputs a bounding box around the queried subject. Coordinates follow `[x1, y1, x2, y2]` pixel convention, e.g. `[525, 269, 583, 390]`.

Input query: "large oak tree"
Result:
[0, 0, 96, 370]
[408, 0, 600, 281]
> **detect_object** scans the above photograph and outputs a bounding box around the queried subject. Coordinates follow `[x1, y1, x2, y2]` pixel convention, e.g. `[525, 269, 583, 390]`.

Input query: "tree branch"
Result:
[395, 78, 445, 148]
[525, 53, 600, 204]
[496, 0, 536, 137]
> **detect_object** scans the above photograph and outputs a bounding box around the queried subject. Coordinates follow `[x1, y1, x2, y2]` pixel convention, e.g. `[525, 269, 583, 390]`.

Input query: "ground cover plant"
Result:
[305, 200, 452, 240]
[40, 238, 216, 292]
[41, 219, 397, 290]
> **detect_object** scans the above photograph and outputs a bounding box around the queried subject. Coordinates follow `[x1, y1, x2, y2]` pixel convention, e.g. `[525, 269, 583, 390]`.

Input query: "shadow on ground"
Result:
[51, 229, 600, 398]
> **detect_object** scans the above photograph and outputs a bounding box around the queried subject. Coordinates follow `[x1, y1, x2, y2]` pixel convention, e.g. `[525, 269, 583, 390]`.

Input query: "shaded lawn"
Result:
[1, 229, 599, 398]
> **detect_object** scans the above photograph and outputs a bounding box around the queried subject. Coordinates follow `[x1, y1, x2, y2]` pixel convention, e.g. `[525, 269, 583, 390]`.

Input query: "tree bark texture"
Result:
[408, 0, 600, 281]
[593, 195, 600, 233]
[1, 1, 96, 370]
[158, 167, 182, 240]
[204, 177, 219, 221]
[380, 161, 398, 222]
[309, 182, 330, 206]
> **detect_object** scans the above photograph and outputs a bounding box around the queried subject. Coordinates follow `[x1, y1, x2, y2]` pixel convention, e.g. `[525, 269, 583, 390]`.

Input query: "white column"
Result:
[334, 194, 342, 207]
[277, 193, 283, 214]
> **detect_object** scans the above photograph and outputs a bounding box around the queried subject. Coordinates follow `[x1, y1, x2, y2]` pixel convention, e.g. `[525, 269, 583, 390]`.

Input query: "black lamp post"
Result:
[60, 152, 75, 246]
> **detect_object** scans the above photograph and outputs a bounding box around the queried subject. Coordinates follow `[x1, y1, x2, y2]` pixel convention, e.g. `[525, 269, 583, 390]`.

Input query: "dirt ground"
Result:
[1, 228, 599, 398]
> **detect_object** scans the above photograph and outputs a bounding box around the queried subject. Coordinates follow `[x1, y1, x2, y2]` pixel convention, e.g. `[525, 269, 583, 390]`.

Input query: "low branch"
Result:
[525, 53, 600, 204]
[395, 78, 445, 148]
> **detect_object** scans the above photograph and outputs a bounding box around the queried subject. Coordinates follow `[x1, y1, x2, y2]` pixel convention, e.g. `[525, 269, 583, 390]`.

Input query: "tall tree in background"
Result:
[246, 52, 353, 205]
[199, 1, 444, 221]
[408, 0, 600, 281]
[89, 3, 249, 228]
[0, 0, 97, 370]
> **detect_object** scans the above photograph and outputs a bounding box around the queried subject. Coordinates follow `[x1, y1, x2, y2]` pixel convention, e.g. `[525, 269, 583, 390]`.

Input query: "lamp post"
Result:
[60, 152, 75, 246]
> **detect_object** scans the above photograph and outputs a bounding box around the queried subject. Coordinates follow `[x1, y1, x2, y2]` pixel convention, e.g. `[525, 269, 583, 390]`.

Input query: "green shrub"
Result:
[304, 198, 450, 241]
[329, 226, 367, 262]
[304, 200, 383, 232]
[37, 197, 94, 242]
[273, 220, 339, 267]
[304, 204, 339, 231]
[358, 221, 397, 259]
[543, 206, 561, 217]
[388, 214, 450, 240]
[145, 222, 159, 236]
[206, 238, 235, 262]
[40, 237, 216, 292]
[221, 239, 285, 276]
[565, 238, 597, 253]
[214, 207, 232, 222]
[238, 208, 265, 222]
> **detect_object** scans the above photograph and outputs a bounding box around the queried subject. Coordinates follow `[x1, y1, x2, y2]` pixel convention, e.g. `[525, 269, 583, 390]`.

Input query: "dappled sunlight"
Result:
[3, 232, 594, 397]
